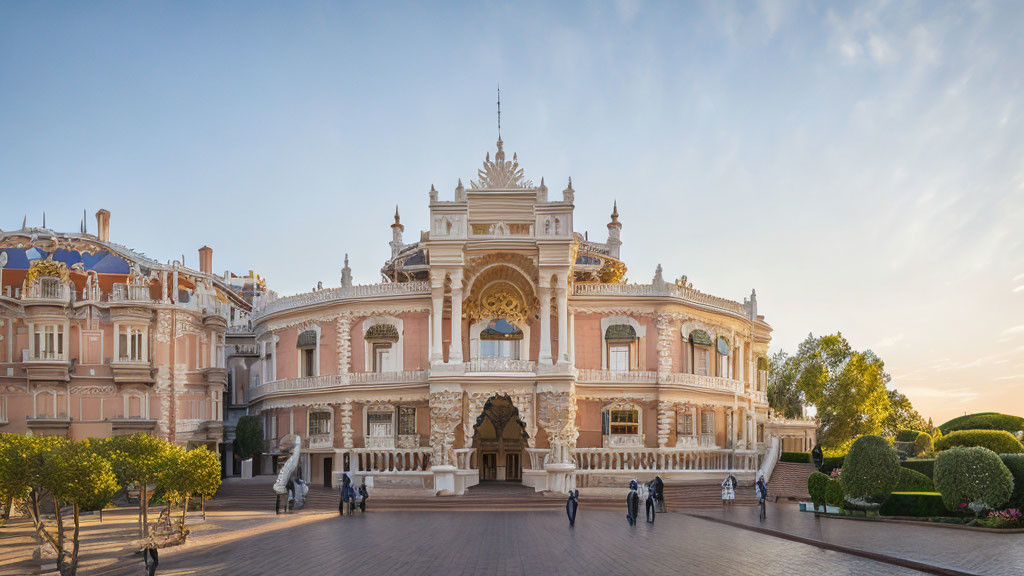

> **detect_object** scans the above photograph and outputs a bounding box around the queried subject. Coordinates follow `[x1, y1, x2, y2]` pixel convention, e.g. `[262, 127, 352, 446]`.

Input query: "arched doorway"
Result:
[473, 395, 529, 482]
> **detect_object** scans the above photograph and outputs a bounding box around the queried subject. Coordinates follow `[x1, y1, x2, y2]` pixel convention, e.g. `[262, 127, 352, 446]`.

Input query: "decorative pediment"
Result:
[470, 139, 534, 190]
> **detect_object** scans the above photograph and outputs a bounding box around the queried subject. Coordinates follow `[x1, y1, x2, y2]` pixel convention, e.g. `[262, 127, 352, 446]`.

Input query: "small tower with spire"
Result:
[390, 206, 405, 259]
[606, 201, 622, 259]
[563, 177, 574, 203]
[340, 254, 353, 288]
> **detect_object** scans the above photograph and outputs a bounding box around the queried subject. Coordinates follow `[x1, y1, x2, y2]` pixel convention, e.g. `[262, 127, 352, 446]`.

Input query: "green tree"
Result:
[882, 389, 927, 438]
[0, 434, 66, 535]
[96, 433, 171, 538]
[233, 415, 265, 461]
[41, 441, 118, 576]
[161, 446, 221, 539]
[767, 351, 803, 418]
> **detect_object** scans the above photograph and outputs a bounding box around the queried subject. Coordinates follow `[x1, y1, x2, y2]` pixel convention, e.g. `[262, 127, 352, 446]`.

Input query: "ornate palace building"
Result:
[0, 210, 257, 457]
[248, 138, 816, 493]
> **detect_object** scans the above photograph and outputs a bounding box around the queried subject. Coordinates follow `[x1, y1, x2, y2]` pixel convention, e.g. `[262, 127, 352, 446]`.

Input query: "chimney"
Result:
[198, 246, 213, 274]
[95, 209, 111, 242]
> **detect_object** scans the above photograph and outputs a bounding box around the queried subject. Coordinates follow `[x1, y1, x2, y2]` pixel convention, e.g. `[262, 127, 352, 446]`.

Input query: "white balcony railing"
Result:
[573, 282, 747, 316]
[29, 350, 67, 362]
[573, 447, 760, 474]
[110, 283, 153, 303]
[658, 372, 742, 394]
[577, 369, 658, 384]
[307, 434, 334, 450]
[251, 370, 429, 400]
[466, 357, 537, 373]
[347, 447, 432, 473]
[22, 279, 71, 302]
[252, 281, 430, 320]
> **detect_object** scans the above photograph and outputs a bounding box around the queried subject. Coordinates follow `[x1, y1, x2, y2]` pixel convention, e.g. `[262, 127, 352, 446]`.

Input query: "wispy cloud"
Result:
[1003, 325, 1024, 336]
[875, 333, 905, 348]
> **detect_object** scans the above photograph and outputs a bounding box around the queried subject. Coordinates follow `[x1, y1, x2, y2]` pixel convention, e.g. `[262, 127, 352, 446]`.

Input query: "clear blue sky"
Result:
[2, 1, 1022, 422]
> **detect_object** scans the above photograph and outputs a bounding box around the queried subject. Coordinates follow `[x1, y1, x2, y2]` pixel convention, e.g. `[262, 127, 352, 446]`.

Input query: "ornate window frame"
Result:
[296, 324, 321, 378]
[122, 390, 150, 419]
[469, 317, 530, 361]
[113, 322, 148, 363]
[600, 316, 645, 370]
[601, 400, 644, 448]
[362, 316, 404, 373]
[364, 403, 396, 449]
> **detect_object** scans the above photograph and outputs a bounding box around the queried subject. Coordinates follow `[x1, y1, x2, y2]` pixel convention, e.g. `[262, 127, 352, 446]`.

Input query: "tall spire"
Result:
[497, 84, 502, 141]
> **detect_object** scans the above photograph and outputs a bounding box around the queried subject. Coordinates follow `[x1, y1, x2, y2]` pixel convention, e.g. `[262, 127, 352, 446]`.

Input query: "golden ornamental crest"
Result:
[464, 284, 529, 326]
[25, 259, 70, 287]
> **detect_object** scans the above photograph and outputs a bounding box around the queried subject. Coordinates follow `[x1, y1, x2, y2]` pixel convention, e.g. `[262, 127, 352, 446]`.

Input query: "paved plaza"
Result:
[98, 510, 924, 576]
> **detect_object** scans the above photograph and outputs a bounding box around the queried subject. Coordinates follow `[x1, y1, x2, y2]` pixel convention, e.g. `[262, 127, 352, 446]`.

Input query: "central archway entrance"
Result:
[473, 395, 529, 482]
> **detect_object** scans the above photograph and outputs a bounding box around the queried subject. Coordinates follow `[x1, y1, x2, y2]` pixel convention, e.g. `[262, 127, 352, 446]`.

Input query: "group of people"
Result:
[722, 473, 770, 520]
[339, 473, 369, 516]
[625, 476, 665, 526]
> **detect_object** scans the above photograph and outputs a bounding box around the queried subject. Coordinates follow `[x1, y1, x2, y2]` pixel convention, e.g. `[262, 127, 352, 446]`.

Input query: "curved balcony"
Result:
[576, 369, 658, 384]
[658, 372, 742, 394]
[21, 279, 72, 304]
[252, 281, 430, 321]
[251, 370, 429, 400]
[572, 282, 747, 316]
[576, 369, 741, 394]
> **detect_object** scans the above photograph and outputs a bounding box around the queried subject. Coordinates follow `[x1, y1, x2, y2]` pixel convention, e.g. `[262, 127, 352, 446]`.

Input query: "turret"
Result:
[390, 206, 405, 259]
[341, 254, 353, 288]
[563, 177, 574, 203]
[606, 201, 622, 259]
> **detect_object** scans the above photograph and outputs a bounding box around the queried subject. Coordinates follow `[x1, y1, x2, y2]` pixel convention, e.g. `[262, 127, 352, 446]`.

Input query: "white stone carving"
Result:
[429, 391, 462, 467]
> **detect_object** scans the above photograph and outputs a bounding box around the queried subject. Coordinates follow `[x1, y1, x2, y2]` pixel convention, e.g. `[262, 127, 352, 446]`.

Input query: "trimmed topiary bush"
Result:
[935, 430, 1024, 454]
[780, 451, 812, 464]
[934, 446, 1013, 515]
[895, 467, 934, 492]
[879, 492, 949, 518]
[841, 435, 900, 507]
[808, 472, 830, 510]
[914, 432, 933, 457]
[999, 453, 1024, 509]
[896, 429, 926, 442]
[939, 412, 1024, 435]
[825, 478, 844, 508]
[901, 458, 935, 479]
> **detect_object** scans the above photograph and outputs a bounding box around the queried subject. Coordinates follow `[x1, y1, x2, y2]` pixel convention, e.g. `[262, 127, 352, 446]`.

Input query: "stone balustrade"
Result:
[348, 447, 432, 473]
[577, 369, 658, 384]
[251, 370, 428, 400]
[573, 447, 761, 473]
[572, 282, 747, 316]
[525, 448, 551, 471]
[658, 372, 742, 394]
[465, 357, 537, 373]
[453, 448, 476, 470]
[252, 281, 430, 320]
[307, 434, 333, 450]
[22, 279, 72, 302]
[110, 283, 153, 303]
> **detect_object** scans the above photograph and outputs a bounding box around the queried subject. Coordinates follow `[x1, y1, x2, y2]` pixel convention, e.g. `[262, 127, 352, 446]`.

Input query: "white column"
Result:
[430, 270, 445, 364]
[171, 269, 179, 303]
[161, 270, 169, 302]
[449, 271, 463, 363]
[538, 285, 552, 365]
[555, 275, 568, 364]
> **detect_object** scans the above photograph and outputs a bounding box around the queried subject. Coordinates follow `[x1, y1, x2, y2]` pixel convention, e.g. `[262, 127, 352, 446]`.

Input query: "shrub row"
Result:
[780, 451, 812, 464]
[901, 458, 935, 479]
[820, 455, 845, 475]
[895, 467, 934, 492]
[935, 430, 1024, 454]
[939, 412, 1024, 435]
[1000, 454, 1024, 509]
[895, 429, 927, 442]
[879, 492, 950, 518]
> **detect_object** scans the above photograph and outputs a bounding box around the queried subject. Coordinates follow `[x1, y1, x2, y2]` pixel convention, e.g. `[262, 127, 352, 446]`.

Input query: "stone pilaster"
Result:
[336, 316, 351, 375]
[338, 402, 354, 448]
[657, 401, 674, 448]
[429, 391, 462, 466]
[656, 313, 674, 374]
[536, 390, 578, 464]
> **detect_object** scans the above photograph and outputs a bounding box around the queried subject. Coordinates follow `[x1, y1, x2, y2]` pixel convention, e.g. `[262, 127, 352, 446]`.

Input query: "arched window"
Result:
[688, 329, 712, 376]
[297, 330, 317, 378]
[365, 323, 399, 373]
[479, 319, 523, 359]
[606, 324, 638, 372]
[717, 336, 731, 378]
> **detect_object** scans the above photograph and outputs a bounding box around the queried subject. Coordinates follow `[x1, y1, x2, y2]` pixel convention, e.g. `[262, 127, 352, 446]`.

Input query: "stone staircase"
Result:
[662, 482, 758, 510]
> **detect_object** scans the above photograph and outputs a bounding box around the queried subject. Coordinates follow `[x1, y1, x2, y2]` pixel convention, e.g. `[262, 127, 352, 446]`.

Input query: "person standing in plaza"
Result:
[566, 490, 579, 527]
[358, 481, 369, 513]
[721, 474, 737, 506]
[626, 480, 639, 526]
[340, 474, 356, 516]
[755, 474, 768, 521]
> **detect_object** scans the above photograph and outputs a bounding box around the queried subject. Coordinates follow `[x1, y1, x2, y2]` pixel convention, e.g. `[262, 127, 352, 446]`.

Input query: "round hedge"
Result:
[825, 478, 844, 507]
[841, 435, 900, 505]
[933, 446, 1013, 513]
[913, 432, 933, 456]
[999, 454, 1024, 509]
[934, 430, 1024, 454]
[808, 472, 830, 509]
[939, 412, 1024, 435]
[895, 467, 934, 492]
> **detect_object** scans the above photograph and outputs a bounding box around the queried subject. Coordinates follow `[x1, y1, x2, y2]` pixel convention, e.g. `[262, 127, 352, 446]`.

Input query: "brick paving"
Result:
[92, 509, 925, 576]
[689, 503, 1024, 576]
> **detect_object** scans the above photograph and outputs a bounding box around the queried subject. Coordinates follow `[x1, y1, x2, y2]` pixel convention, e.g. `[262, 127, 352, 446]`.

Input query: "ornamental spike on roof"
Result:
[470, 138, 534, 190]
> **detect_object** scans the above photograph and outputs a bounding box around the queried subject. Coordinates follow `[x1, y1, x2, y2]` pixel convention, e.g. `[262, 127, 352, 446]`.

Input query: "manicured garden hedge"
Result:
[901, 458, 935, 479]
[841, 435, 900, 505]
[895, 429, 926, 442]
[879, 492, 949, 518]
[808, 472, 829, 509]
[939, 412, 1024, 435]
[1000, 454, 1024, 509]
[825, 477, 844, 507]
[895, 467, 934, 492]
[934, 430, 1024, 454]
[820, 455, 846, 475]
[780, 451, 812, 464]
[934, 446, 1013, 512]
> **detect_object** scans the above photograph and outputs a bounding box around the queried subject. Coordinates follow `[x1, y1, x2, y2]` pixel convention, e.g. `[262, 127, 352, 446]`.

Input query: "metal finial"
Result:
[497, 84, 501, 140]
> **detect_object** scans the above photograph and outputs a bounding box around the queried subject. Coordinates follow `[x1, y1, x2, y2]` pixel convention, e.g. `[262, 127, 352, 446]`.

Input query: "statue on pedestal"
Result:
[273, 435, 306, 514]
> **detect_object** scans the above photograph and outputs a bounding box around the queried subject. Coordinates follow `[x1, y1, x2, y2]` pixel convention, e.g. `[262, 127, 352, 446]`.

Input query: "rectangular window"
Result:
[398, 407, 416, 435]
[680, 413, 694, 436]
[301, 348, 315, 377]
[373, 343, 393, 373]
[701, 411, 715, 435]
[33, 325, 64, 360]
[608, 345, 630, 372]
[695, 349, 709, 376]
[367, 410, 394, 438]
[609, 409, 639, 435]
[480, 339, 520, 359]
[309, 412, 331, 436]
[118, 326, 146, 362]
